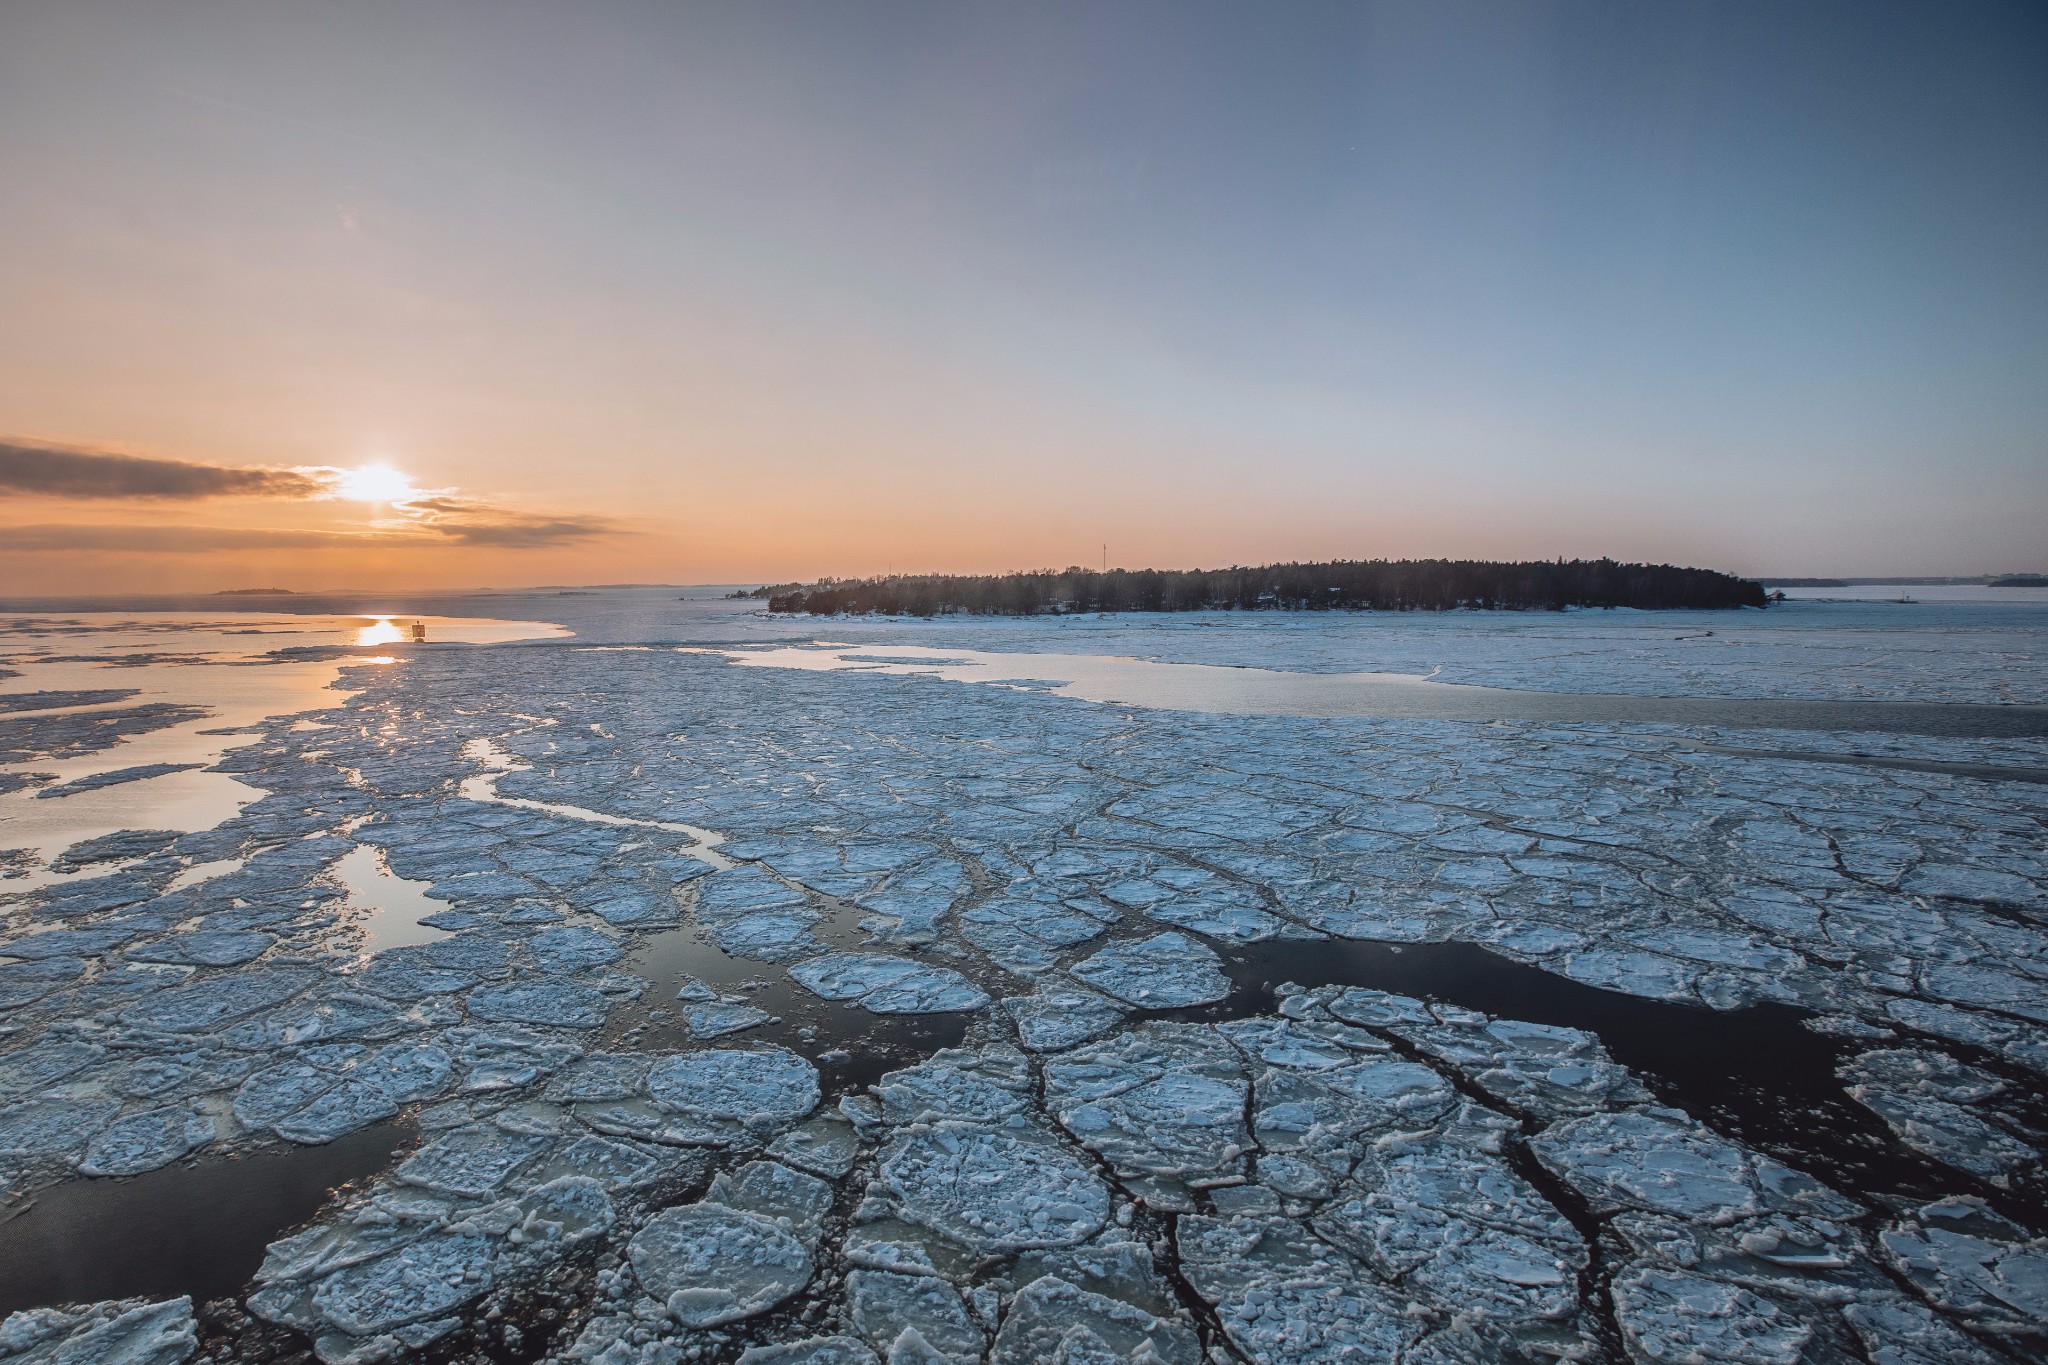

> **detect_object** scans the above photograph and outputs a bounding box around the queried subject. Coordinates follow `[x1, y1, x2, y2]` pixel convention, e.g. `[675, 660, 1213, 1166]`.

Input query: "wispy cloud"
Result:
[0, 440, 324, 500]
[2, 516, 618, 553]
[395, 496, 618, 547]
[2, 524, 387, 552]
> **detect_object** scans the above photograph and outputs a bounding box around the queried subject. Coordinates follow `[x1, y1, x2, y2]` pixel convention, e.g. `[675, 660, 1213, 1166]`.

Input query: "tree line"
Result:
[757, 559, 1767, 616]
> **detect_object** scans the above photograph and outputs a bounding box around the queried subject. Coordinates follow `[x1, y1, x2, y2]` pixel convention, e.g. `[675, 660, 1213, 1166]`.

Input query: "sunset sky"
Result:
[2, 1, 2043, 592]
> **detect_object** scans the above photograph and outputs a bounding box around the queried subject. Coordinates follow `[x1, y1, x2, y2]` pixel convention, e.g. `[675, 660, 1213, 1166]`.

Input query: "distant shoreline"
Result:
[1759, 575, 2042, 588]
[758, 559, 1767, 617]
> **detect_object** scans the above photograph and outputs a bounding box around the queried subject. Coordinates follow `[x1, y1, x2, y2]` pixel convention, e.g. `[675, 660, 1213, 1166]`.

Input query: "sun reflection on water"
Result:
[354, 618, 405, 647]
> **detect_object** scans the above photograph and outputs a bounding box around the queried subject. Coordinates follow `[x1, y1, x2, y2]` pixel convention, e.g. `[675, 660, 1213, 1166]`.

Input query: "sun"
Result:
[333, 463, 420, 503]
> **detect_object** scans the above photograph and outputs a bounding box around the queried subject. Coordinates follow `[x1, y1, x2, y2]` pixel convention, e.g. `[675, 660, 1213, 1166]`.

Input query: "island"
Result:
[761, 558, 1768, 616]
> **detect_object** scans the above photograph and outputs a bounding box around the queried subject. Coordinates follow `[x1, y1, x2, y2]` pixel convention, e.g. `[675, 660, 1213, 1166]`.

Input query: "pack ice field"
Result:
[0, 589, 2043, 1365]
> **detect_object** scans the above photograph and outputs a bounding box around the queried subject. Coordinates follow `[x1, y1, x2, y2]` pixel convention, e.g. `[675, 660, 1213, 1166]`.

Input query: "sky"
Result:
[1, 0, 2043, 592]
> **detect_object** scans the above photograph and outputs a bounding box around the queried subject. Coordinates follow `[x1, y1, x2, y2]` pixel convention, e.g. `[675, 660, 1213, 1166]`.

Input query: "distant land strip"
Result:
[753, 559, 1767, 616]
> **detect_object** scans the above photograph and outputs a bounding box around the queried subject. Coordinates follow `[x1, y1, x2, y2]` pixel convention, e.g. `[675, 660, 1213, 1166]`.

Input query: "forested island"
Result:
[759, 559, 1767, 616]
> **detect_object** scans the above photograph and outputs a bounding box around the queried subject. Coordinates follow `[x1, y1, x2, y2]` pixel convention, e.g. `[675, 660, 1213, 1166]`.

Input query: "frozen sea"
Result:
[0, 588, 2043, 1364]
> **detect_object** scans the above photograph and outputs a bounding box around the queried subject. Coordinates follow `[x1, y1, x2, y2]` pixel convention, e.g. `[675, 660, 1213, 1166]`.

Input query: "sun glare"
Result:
[334, 463, 420, 503]
[355, 617, 405, 646]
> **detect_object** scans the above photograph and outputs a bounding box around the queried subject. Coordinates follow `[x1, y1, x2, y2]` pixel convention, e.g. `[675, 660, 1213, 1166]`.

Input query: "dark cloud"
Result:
[0, 440, 325, 500]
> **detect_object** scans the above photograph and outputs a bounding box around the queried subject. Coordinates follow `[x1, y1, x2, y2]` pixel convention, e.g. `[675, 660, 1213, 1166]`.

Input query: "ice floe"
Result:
[874, 1122, 1109, 1252]
[789, 952, 990, 1015]
[1067, 932, 1230, 1008]
[0, 1295, 197, 1365]
[628, 1204, 813, 1328]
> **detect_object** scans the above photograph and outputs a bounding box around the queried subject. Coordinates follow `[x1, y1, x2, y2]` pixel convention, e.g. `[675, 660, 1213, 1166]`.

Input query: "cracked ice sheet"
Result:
[3, 596, 2046, 1363]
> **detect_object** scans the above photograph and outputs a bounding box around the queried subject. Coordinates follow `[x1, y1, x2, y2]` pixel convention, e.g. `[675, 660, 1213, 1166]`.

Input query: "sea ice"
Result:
[0, 1295, 197, 1365]
[1046, 1025, 1249, 1189]
[1531, 1109, 1857, 1224]
[870, 1048, 1031, 1128]
[309, 1231, 495, 1336]
[1067, 932, 1230, 1008]
[1903, 863, 2044, 909]
[679, 1000, 774, 1038]
[846, 1269, 983, 1361]
[692, 867, 822, 962]
[10, 600, 2046, 1364]
[1176, 1212, 1420, 1364]
[1606, 1206, 1882, 1308]
[0, 1097, 119, 1163]
[233, 1042, 455, 1144]
[1842, 1300, 2007, 1365]
[0, 959, 85, 1008]
[1555, 949, 1700, 1003]
[272, 1081, 402, 1145]
[704, 1159, 835, 1243]
[116, 967, 316, 1033]
[1846, 1087, 2036, 1185]
[627, 1203, 813, 1327]
[988, 1275, 1200, 1365]
[1249, 1058, 1457, 1185]
[643, 1046, 820, 1143]
[767, 1116, 861, 1180]
[466, 981, 610, 1029]
[1314, 1139, 1587, 1326]
[546, 1053, 654, 1103]
[125, 929, 276, 967]
[737, 1338, 878, 1365]
[0, 927, 140, 959]
[1002, 986, 1127, 1052]
[1880, 1198, 2048, 1335]
[528, 925, 625, 974]
[1340, 993, 1651, 1118]
[78, 1108, 214, 1177]
[1610, 1266, 1810, 1365]
[788, 952, 990, 1015]
[525, 1134, 680, 1191]
[874, 1121, 1109, 1252]
[395, 1127, 553, 1197]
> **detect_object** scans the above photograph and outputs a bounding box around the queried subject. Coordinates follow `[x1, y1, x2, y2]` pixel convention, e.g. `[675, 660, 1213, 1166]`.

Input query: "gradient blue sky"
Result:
[1, 1, 2042, 589]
